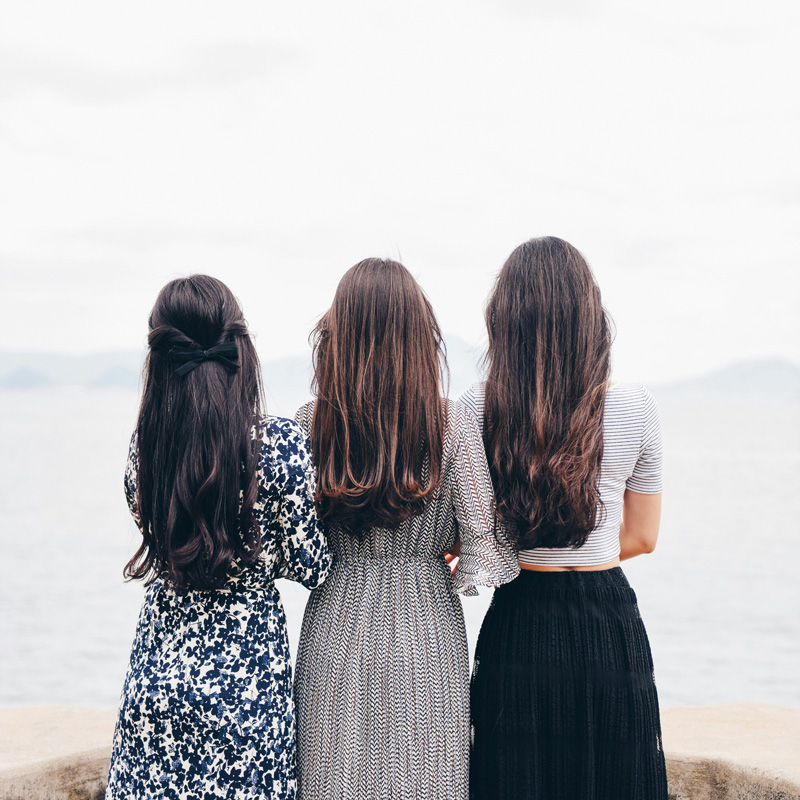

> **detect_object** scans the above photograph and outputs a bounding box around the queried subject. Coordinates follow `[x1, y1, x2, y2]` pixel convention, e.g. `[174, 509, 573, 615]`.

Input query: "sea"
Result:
[0, 384, 798, 710]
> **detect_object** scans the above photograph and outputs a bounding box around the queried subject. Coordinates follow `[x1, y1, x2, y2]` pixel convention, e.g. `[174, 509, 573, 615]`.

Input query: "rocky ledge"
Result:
[0, 703, 798, 799]
[662, 704, 800, 799]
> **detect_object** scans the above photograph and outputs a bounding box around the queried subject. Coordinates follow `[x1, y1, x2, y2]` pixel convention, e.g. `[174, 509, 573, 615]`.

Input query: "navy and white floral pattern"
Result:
[106, 416, 331, 800]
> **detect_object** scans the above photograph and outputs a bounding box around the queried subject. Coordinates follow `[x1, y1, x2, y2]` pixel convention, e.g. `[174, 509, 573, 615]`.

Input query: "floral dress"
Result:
[106, 416, 331, 800]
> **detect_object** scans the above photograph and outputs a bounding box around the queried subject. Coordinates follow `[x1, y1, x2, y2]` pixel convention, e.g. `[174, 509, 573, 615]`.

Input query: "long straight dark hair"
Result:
[310, 258, 447, 531]
[125, 275, 265, 590]
[483, 237, 612, 549]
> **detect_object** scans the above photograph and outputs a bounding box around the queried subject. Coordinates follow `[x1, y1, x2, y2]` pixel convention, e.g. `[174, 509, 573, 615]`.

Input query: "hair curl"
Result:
[125, 275, 264, 590]
[483, 237, 612, 549]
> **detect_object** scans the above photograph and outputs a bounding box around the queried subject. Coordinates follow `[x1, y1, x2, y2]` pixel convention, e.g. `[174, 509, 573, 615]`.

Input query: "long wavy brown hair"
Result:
[310, 258, 447, 531]
[125, 275, 265, 590]
[483, 237, 612, 549]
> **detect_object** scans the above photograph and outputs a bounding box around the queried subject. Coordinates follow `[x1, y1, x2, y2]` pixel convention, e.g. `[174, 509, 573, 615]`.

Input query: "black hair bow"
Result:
[169, 341, 240, 377]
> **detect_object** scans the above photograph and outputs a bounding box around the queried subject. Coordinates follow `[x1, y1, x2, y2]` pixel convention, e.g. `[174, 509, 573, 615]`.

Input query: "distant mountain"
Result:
[0, 350, 145, 387]
[260, 338, 484, 416]
[89, 366, 141, 389]
[0, 367, 52, 390]
[2, 347, 798, 408]
[653, 359, 800, 396]
[0, 336, 482, 391]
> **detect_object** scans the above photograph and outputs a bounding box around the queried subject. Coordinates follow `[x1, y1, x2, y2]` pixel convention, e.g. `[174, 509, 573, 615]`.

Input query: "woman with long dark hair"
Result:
[463, 238, 668, 800]
[292, 258, 519, 800]
[106, 275, 331, 800]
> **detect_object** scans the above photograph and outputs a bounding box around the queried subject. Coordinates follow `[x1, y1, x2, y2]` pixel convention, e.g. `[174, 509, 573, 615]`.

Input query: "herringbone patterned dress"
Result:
[293, 400, 519, 800]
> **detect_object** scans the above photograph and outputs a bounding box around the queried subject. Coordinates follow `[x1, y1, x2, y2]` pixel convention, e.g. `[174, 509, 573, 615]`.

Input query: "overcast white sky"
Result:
[1, 0, 798, 382]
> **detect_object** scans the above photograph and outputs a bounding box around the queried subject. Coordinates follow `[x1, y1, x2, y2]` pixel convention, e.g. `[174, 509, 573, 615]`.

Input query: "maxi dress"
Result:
[293, 400, 520, 800]
[106, 416, 331, 800]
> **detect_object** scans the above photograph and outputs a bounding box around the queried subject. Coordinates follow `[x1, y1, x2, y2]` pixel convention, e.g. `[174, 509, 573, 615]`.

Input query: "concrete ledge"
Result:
[0, 706, 115, 800]
[666, 755, 800, 800]
[662, 703, 800, 799]
[1, 749, 110, 800]
[1, 703, 798, 799]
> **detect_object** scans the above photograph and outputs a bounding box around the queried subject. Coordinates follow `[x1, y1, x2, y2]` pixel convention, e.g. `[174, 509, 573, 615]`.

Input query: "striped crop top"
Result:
[459, 382, 663, 566]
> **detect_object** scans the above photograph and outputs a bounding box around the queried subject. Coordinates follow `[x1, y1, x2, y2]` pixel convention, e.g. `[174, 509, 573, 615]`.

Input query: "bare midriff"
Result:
[519, 557, 621, 572]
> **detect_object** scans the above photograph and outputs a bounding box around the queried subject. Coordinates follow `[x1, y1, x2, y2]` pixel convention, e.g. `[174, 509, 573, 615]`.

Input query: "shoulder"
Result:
[605, 382, 659, 414]
[293, 400, 315, 437]
[262, 414, 308, 446]
[443, 397, 468, 424]
[254, 415, 311, 473]
[604, 383, 661, 445]
[457, 381, 486, 420]
[443, 397, 483, 445]
[124, 430, 139, 483]
[125, 430, 139, 472]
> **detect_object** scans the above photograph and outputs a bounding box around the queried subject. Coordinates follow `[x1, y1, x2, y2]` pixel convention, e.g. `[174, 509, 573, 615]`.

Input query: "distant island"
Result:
[650, 358, 800, 396]
[0, 338, 484, 397]
[1, 344, 799, 402]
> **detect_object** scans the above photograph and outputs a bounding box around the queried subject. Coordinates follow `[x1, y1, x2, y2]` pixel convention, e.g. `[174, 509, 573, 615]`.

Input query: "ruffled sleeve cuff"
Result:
[451, 526, 520, 596]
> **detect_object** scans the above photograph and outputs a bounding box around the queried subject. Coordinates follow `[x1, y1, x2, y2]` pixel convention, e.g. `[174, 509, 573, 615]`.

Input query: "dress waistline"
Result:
[335, 555, 444, 563]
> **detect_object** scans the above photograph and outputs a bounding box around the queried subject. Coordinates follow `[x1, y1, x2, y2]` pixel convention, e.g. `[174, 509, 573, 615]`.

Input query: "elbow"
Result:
[639, 536, 658, 555]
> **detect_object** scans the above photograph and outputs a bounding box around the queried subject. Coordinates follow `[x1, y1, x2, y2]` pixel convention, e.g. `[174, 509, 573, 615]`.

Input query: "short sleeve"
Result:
[626, 387, 663, 494]
[449, 403, 520, 596]
[273, 421, 332, 589]
[124, 431, 143, 531]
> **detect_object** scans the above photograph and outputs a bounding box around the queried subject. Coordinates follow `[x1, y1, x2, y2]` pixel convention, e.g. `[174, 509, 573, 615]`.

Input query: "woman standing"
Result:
[107, 276, 331, 800]
[464, 238, 668, 800]
[293, 258, 519, 800]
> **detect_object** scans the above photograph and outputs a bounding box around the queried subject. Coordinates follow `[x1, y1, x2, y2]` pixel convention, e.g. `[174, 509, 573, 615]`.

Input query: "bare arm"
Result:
[619, 489, 662, 560]
[444, 537, 461, 576]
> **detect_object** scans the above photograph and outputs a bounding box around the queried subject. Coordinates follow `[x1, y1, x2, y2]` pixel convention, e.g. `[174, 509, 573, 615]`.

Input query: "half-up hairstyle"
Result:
[310, 258, 447, 531]
[125, 275, 265, 590]
[484, 237, 612, 549]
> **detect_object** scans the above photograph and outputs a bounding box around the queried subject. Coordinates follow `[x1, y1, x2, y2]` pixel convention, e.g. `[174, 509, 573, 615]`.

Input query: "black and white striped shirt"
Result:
[459, 382, 663, 566]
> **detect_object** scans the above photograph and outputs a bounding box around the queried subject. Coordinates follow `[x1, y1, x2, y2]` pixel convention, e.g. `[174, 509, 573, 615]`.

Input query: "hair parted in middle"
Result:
[310, 257, 447, 532]
[483, 236, 612, 550]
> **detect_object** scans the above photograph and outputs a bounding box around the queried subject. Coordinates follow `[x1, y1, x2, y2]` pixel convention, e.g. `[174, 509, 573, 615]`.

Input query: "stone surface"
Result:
[1, 703, 798, 799]
[0, 706, 115, 800]
[661, 703, 800, 800]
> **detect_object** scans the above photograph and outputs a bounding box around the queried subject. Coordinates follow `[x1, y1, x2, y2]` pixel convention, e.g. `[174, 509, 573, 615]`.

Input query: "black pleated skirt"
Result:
[470, 568, 668, 800]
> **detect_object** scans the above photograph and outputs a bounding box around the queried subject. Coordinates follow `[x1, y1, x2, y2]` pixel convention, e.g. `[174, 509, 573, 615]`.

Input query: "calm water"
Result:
[0, 386, 798, 709]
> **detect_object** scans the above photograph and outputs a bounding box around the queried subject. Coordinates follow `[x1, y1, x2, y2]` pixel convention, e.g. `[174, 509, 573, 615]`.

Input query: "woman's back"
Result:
[293, 257, 517, 799]
[293, 399, 518, 800]
[467, 237, 668, 800]
[461, 381, 663, 566]
[123, 415, 330, 588]
[108, 274, 331, 800]
[296, 399, 516, 576]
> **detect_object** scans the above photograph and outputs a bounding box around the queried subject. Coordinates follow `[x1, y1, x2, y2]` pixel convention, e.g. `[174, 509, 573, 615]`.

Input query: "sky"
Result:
[1, 0, 798, 383]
